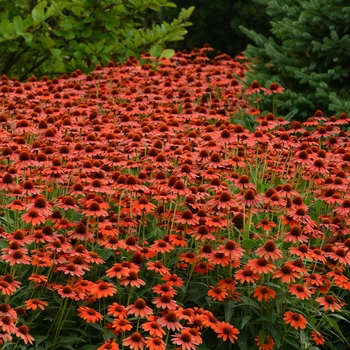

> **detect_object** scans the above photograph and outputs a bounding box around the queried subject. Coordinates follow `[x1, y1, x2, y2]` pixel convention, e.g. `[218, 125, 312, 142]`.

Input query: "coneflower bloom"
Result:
[107, 302, 129, 319]
[146, 261, 170, 276]
[283, 311, 307, 330]
[122, 332, 146, 350]
[120, 271, 145, 288]
[15, 325, 35, 345]
[316, 295, 343, 312]
[25, 299, 48, 311]
[1, 249, 31, 266]
[255, 335, 275, 350]
[157, 311, 183, 331]
[151, 239, 175, 254]
[234, 266, 260, 284]
[255, 240, 283, 261]
[0, 315, 17, 334]
[145, 337, 166, 350]
[127, 298, 153, 318]
[207, 286, 228, 302]
[171, 330, 199, 350]
[273, 263, 300, 283]
[21, 209, 46, 225]
[142, 319, 166, 338]
[106, 263, 130, 279]
[247, 258, 275, 275]
[283, 225, 308, 243]
[77, 306, 103, 323]
[152, 283, 177, 298]
[288, 284, 312, 300]
[152, 295, 178, 310]
[91, 281, 117, 298]
[213, 321, 239, 343]
[217, 240, 244, 260]
[97, 339, 120, 350]
[112, 318, 133, 332]
[311, 331, 325, 346]
[253, 285, 276, 302]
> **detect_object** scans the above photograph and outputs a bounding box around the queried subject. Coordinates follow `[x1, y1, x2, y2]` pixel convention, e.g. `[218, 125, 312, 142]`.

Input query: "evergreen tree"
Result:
[240, 0, 350, 119]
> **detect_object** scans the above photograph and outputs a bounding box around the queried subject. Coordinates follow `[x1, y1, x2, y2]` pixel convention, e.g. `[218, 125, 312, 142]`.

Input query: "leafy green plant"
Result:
[0, 0, 194, 80]
[240, 0, 350, 119]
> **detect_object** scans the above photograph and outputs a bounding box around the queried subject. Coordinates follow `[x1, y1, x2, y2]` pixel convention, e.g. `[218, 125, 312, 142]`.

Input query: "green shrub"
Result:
[240, 0, 350, 119]
[0, 0, 193, 80]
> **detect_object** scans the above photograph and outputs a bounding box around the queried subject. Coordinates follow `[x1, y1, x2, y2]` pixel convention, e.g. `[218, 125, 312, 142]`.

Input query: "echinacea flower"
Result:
[25, 299, 48, 311]
[15, 325, 35, 345]
[97, 339, 120, 350]
[77, 306, 103, 323]
[171, 330, 199, 350]
[122, 332, 146, 350]
[253, 285, 276, 302]
[208, 286, 228, 302]
[91, 281, 117, 298]
[213, 321, 239, 343]
[142, 319, 166, 338]
[283, 311, 307, 330]
[127, 298, 153, 318]
[311, 331, 325, 346]
[255, 334, 275, 350]
[316, 295, 343, 312]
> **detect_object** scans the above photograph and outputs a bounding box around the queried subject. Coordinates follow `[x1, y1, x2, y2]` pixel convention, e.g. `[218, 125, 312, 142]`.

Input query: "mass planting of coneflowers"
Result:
[0, 46, 350, 350]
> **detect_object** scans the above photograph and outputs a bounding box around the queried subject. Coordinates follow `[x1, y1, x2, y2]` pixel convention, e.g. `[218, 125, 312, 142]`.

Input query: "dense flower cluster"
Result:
[0, 47, 349, 349]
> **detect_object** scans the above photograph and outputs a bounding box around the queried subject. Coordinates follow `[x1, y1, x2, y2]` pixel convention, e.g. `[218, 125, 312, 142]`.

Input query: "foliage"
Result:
[163, 0, 271, 57]
[240, 0, 350, 119]
[1, 49, 350, 350]
[0, 0, 193, 80]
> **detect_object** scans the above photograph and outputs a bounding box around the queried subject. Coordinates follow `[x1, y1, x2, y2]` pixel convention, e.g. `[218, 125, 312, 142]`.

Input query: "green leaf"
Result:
[8, 40, 19, 52]
[32, 5, 45, 23]
[21, 33, 33, 42]
[160, 48, 174, 58]
[224, 299, 235, 323]
[149, 44, 162, 58]
[50, 48, 61, 56]
[82, 26, 92, 38]
[241, 315, 251, 329]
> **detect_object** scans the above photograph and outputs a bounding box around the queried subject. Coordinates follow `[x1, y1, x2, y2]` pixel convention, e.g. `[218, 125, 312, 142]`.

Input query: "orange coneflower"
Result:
[161, 273, 183, 287]
[234, 266, 260, 284]
[122, 332, 146, 350]
[157, 311, 183, 331]
[0, 315, 17, 333]
[56, 285, 77, 300]
[127, 298, 153, 318]
[255, 240, 283, 261]
[171, 330, 198, 350]
[91, 281, 117, 299]
[112, 318, 133, 332]
[120, 271, 145, 288]
[316, 295, 343, 312]
[311, 331, 325, 346]
[247, 258, 275, 275]
[213, 321, 239, 343]
[288, 284, 312, 300]
[208, 286, 228, 302]
[152, 283, 177, 298]
[283, 225, 308, 243]
[97, 339, 120, 350]
[142, 319, 166, 338]
[151, 239, 175, 254]
[152, 295, 178, 310]
[1, 249, 31, 266]
[107, 302, 128, 319]
[77, 306, 103, 323]
[255, 335, 275, 350]
[25, 299, 48, 311]
[21, 209, 46, 225]
[15, 325, 34, 345]
[253, 285, 276, 302]
[217, 240, 244, 260]
[145, 337, 166, 350]
[146, 261, 170, 276]
[283, 311, 307, 330]
[273, 263, 300, 283]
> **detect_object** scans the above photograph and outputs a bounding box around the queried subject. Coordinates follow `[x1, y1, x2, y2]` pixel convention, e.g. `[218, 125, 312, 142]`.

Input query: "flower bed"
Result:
[0, 48, 349, 350]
